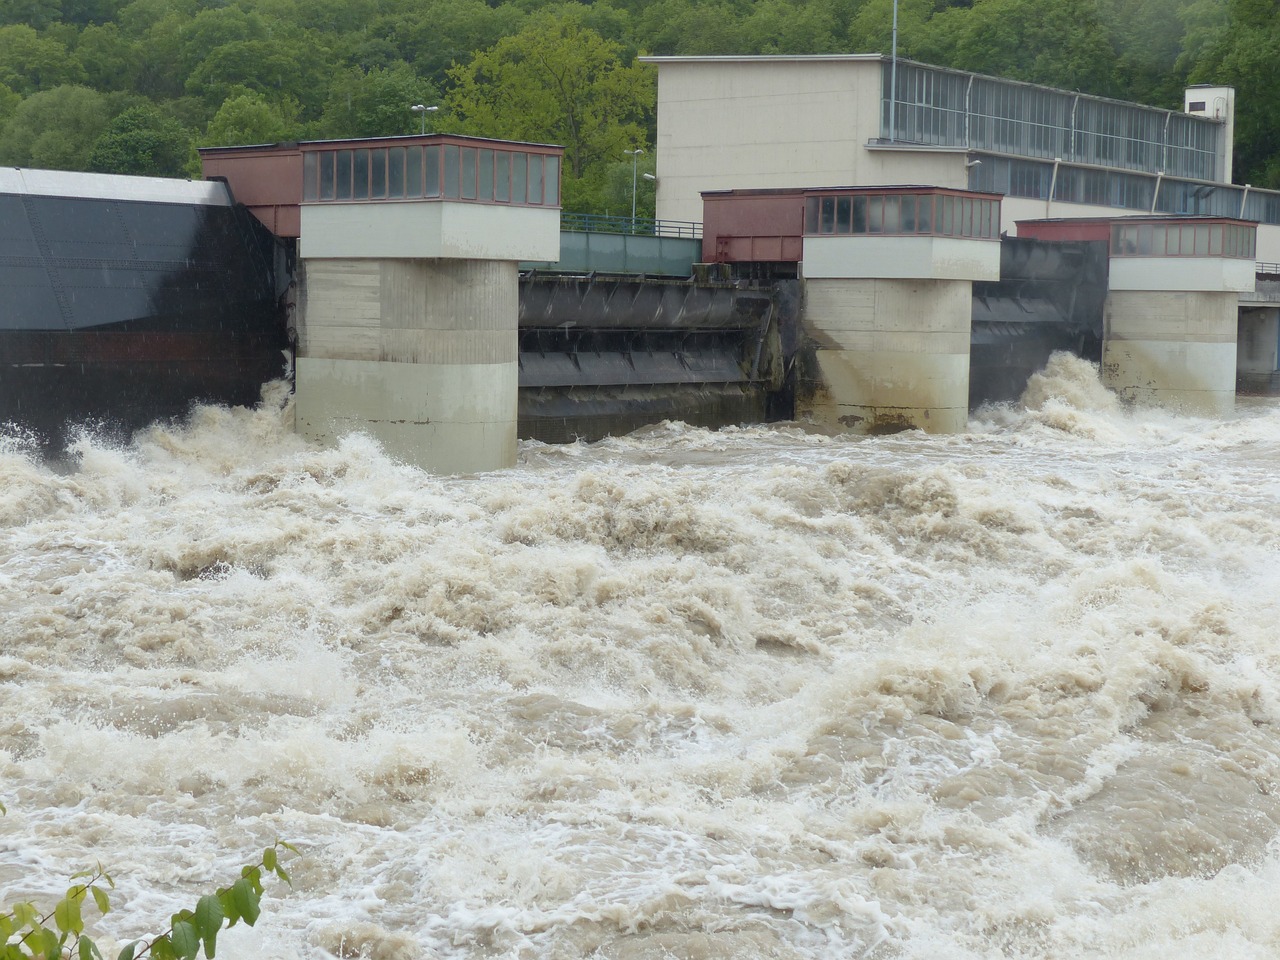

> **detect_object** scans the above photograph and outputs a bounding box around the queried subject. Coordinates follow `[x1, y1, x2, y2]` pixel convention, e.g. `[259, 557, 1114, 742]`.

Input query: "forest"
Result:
[0, 0, 1277, 216]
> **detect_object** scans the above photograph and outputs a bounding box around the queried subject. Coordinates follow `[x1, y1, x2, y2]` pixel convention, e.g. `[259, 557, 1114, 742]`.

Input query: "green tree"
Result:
[444, 10, 654, 212]
[0, 84, 110, 168]
[634, 0, 751, 55]
[318, 64, 438, 139]
[0, 80, 18, 130]
[75, 22, 139, 91]
[88, 102, 193, 176]
[185, 37, 331, 115]
[0, 0, 60, 30]
[908, 0, 1119, 94]
[0, 24, 88, 95]
[1187, 7, 1280, 187]
[202, 89, 299, 147]
[376, 0, 527, 87]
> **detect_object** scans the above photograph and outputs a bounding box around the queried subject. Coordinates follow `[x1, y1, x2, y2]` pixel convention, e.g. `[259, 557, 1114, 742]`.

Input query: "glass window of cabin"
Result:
[942, 196, 954, 235]
[512, 153, 527, 206]
[406, 147, 423, 197]
[478, 150, 494, 201]
[868, 196, 883, 233]
[1136, 224, 1153, 255]
[1115, 225, 1137, 255]
[1225, 226, 1237, 257]
[1180, 225, 1196, 256]
[819, 196, 836, 234]
[319, 151, 335, 200]
[544, 156, 560, 205]
[1209, 225, 1222, 255]
[336, 150, 353, 200]
[371, 149, 388, 198]
[836, 196, 852, 233]
[443, 144, 460, 198]
[303, 152, 318, 201]
[1245, 227, 1255, 258]
[900, 195, 916, 233]
[805, 197, 819, 233]
[424, 145, 441, 197]
[495, 151, 510, 201]
[883, 196, 900, 233]
[353, 149, 369, 199]
[388, 147, 405, 198]
[528, 154, 544, 203]
[852, 196, 868, 233]
[916, 196, 932, 233]
[1194, 224, 1209, 256]
[461, 146, 477, 199]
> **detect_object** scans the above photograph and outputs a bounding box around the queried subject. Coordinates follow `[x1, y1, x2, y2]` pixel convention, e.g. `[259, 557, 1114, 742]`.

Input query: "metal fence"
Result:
[969, 155, 1280, 226]
[883, 60, 1223, 182]
[560, 212, 702, 239]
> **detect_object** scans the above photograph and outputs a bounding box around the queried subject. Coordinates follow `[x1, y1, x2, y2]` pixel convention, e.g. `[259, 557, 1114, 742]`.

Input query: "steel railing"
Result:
[560, 212, 702, 239]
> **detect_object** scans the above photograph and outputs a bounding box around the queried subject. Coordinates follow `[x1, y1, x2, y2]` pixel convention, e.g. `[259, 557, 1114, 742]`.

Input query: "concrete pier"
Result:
[802, 277, 974, 433]
[1101, 220, 1256, 414]
[796, 189, 1002, 433]
[295, 258, 521, 474]
[201, 136, 562, 473]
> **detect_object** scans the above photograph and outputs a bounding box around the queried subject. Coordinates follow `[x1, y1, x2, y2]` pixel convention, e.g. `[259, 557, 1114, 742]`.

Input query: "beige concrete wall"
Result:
[296, 257, 519, 473]
[799, 277, 971, 433]
[648, 57, 890, 224]
[300, 202, 560, 261]
[803, 235, 1001, 281]
[1102, 289, 1238, 414]
[1110, 257, 1256, 293]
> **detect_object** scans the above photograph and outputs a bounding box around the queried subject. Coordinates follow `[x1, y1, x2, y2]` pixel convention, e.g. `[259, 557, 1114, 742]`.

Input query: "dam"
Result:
[1, 135, 1276, 467]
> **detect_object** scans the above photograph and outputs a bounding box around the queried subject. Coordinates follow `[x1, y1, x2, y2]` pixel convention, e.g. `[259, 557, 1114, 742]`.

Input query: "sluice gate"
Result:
[517, 273, 794, 442]
[968, 236, 1109, 406]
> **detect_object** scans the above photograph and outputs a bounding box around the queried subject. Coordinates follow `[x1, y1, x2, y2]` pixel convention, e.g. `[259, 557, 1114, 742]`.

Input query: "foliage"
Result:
[87, 103, 193, 177]
[317, 64, 438, 139]
[0, 84, 112, 169]
[0, 827, 296, 960]
[201, 89, 299, 148]
[0, 0, 1277, 204]
[444, 9, 653, 213]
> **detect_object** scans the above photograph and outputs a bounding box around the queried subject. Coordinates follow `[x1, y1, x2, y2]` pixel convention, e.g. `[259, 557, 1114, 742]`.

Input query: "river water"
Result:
[2, 354, 1280, 959]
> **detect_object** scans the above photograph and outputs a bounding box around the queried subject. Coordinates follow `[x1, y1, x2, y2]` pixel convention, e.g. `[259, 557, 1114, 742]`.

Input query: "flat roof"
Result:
[198, 133, 563, 157]
[639, 54, 882, 64]
[0, 167, 230, 205]
[639, 54, 1229, 119]
[704, 185, 1003, 200]
[1018, 215, 1255, 226]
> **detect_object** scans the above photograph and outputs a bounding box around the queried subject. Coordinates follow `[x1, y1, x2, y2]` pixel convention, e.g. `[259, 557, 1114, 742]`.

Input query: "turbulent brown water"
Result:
[3, 353, 1280, 959]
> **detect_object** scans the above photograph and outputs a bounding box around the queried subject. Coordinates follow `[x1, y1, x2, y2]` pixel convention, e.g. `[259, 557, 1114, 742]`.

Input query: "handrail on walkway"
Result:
[1259, 262, 1280, 276]
[561, 211, 702, 240]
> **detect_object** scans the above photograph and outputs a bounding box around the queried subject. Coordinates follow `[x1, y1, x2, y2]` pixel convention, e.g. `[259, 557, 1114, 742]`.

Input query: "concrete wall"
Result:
[1102, 289, 1239, 414]
[301, 202, 560, 261]
[799, 278, 972, 433]
[296, 257, 519, 473]
[803, 235, 1001, 281]
[646, 57, 971, 224]
[1110, 257, 1257, 294]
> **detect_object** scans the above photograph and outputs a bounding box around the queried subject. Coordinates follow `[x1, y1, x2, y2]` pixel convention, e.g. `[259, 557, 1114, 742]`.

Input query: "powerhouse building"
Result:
[639, 54, 1280, 264]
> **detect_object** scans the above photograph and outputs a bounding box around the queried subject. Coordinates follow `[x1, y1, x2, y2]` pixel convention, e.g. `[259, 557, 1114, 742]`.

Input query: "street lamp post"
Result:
[889, 0, 898, 142]
[624, 148, 644, 232]
[410, 104, 438, 135]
